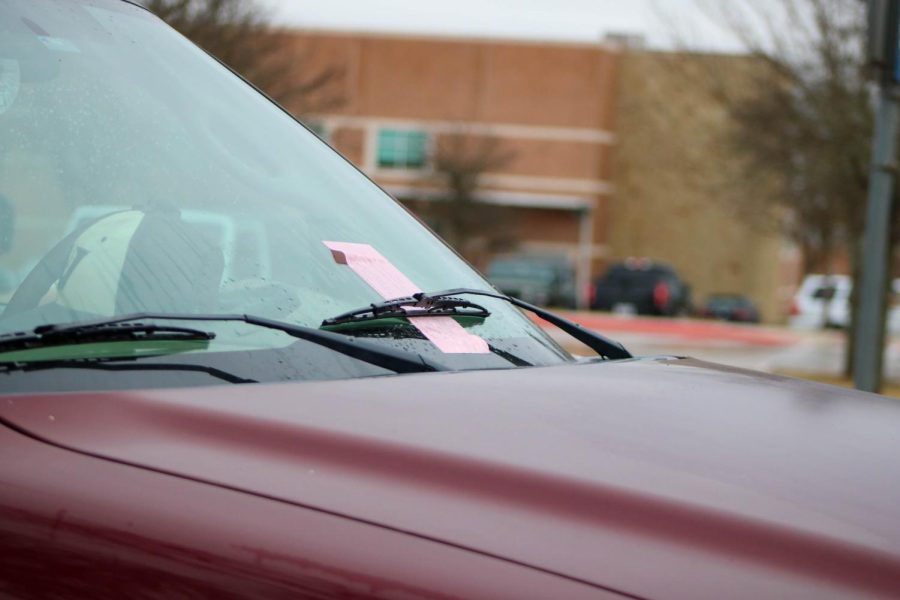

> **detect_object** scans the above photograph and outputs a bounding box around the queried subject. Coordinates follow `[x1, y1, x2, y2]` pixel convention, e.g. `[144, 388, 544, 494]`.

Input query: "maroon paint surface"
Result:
[3, 357, 900, 598]
[0, 426, 618, 599]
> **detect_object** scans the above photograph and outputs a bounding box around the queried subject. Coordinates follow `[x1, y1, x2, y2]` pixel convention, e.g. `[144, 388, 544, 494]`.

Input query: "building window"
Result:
[304, 121, 328, 142]
[377, 129, 428, 169]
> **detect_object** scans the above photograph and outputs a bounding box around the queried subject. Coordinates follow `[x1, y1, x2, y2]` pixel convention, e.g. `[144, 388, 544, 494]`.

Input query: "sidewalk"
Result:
[534, 311, 899, 385]
[532, 312, 798, 348]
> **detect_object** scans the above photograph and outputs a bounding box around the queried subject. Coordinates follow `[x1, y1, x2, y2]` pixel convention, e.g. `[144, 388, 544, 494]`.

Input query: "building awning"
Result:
[382, 184, 597, 212]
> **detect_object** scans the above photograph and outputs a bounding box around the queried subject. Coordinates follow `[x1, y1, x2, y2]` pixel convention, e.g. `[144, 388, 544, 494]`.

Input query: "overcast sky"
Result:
[257, 0, 748, 52]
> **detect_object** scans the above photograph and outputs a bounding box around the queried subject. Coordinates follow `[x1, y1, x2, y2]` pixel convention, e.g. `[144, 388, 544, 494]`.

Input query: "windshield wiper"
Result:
[0, 358, 258, 385]
[323, 288, 632, 361]
[0, 313, 448, 374]
[0, 322, 215, 354]
[322, 295, 489, 326]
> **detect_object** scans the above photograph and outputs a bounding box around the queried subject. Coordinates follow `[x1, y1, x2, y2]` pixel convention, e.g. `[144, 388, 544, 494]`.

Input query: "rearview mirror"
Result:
[0, 29, 61, 84]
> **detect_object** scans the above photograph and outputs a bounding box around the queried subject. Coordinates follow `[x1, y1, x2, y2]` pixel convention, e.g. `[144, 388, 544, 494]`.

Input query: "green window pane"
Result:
[377, 129, 428, 168]
[303, 121, 327, 141]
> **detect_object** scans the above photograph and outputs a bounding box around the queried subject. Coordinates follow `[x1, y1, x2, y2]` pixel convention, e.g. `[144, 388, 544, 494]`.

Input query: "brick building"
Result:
[285, 32, 619, 308]
[283, 31, 796, 320]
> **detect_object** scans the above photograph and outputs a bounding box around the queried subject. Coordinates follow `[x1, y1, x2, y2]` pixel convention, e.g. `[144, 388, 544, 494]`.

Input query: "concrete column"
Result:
[576, 206, 594, 310]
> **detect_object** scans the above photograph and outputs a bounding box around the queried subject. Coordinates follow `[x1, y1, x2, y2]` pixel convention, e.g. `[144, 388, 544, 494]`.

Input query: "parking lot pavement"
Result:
[537, 312, 900, 384]
[761, 329, 900, 383]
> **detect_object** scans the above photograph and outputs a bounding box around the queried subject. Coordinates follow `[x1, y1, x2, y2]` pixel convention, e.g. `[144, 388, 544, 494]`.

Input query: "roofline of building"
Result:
[276, 26, 750, 59]
[625, 47, 753, 60]
[275, 25, 623, 53]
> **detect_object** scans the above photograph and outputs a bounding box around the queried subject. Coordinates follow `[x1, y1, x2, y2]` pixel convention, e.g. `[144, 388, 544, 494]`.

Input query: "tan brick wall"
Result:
[609, 52, 789, 322]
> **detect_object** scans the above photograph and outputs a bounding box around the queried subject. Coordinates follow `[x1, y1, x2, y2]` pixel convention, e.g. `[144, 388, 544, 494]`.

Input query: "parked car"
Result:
[590, 259, 691, 316]
[790, 274, 900, 332]
[789, 274, 852, 329]
[2, 2, 900, 598]
[486, 254, 577, 308]
[699, 293, 760, 323]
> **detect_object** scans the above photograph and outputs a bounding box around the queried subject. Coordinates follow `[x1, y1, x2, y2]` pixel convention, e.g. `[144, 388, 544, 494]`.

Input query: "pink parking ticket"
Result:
[323, 241, 489, 354]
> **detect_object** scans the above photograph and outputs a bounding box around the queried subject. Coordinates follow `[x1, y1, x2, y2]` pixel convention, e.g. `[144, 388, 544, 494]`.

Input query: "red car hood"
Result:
[3, 357, 900, 599]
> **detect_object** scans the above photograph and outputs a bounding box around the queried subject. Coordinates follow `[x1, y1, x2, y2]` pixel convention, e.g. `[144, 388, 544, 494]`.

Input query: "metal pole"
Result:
[576, 206, 594, 310]
[853, 85, 898, 393]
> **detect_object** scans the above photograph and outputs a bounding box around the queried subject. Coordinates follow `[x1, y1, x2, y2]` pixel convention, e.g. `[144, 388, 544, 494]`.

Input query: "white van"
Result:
[790, 274, 900, 333]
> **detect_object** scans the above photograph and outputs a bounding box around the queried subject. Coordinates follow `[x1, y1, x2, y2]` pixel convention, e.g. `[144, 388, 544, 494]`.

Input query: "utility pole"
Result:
[855, 0, 899, 392]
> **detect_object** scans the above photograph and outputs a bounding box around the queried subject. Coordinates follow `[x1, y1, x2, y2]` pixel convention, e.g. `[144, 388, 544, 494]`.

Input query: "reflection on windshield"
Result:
[0, 0, 571, 389]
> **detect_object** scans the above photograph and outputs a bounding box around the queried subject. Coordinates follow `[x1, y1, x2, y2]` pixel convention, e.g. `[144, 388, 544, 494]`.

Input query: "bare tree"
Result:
[142, 0, 343, 114]
[420, 131, 517, 267]
[661, 0, 897, 378]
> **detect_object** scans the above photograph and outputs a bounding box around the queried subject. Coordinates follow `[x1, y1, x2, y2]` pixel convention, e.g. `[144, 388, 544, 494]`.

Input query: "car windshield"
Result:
[0, 0, 572, 392]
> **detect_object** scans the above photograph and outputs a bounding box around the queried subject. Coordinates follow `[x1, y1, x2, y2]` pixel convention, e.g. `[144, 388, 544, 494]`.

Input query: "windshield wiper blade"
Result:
[0, 322, 215, 354]
[326, 288, 632, 360]
[0, 358, 258, 385]
[2, 313, 448, 375]
[322, 295, 489, 327]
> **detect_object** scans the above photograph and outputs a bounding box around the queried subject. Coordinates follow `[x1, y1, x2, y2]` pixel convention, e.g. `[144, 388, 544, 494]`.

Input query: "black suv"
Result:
[590, 260, 690, 316]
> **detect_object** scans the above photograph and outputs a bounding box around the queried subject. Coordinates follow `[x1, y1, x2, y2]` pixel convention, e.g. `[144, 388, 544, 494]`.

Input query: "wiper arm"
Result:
[428, 289, 631, 359]
[322, 295, 489, 327]
[0, 322, 215, 354]
[2, 313, 447, 374]
[325, 289, 632, 360]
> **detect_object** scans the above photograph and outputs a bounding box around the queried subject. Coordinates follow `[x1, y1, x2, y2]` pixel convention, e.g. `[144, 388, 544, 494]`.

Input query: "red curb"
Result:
[531, 312, 797, 347]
